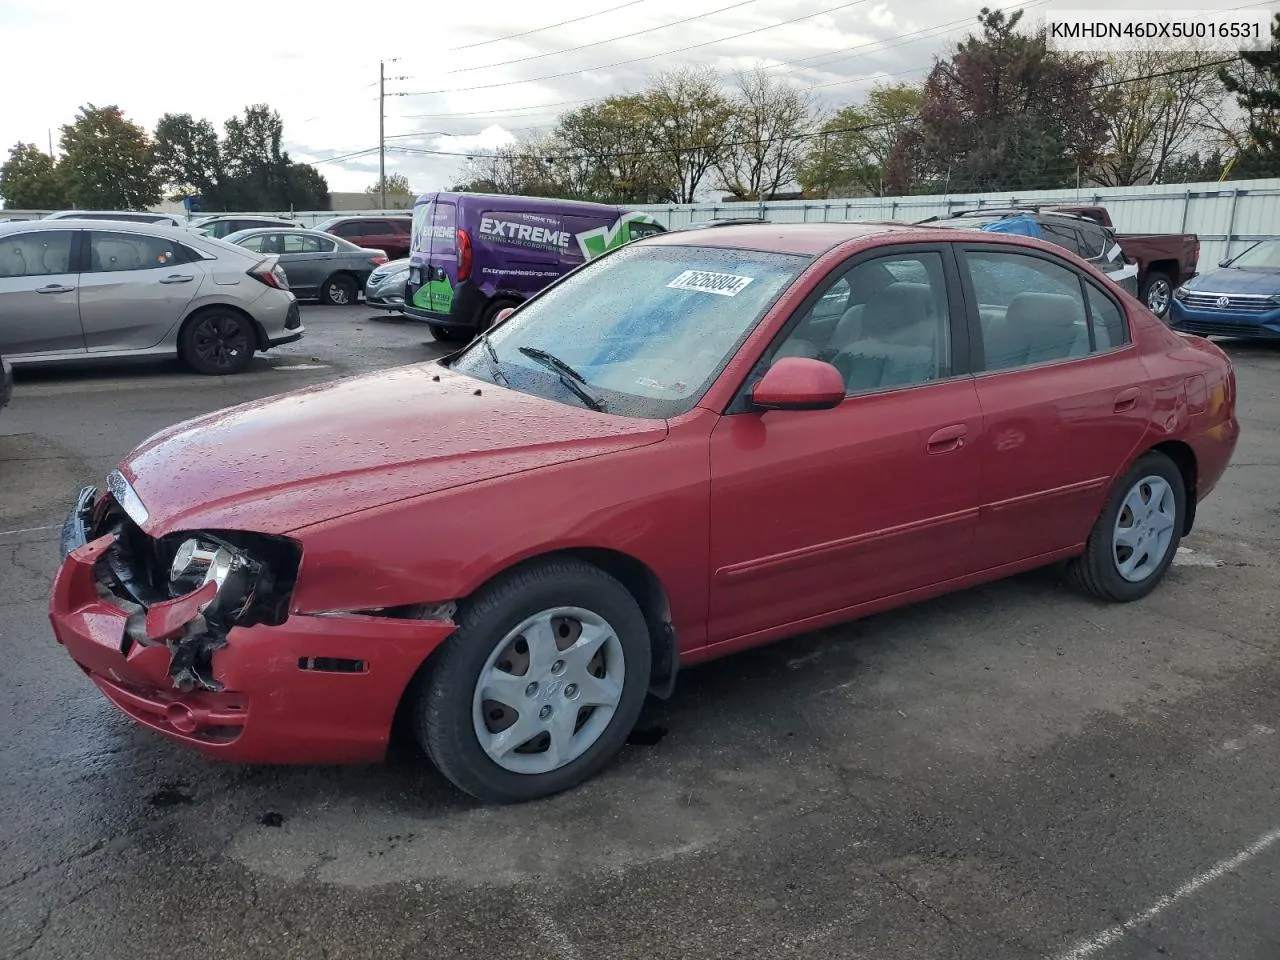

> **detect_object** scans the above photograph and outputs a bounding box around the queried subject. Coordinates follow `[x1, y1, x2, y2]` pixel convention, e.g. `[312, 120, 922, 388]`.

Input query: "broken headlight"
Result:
[169, 536, 258, 620]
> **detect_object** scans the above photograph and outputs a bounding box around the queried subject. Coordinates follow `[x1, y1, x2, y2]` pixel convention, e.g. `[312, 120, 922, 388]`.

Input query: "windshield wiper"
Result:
[517, 346, 606, 412]
[477, 332, 507, 386]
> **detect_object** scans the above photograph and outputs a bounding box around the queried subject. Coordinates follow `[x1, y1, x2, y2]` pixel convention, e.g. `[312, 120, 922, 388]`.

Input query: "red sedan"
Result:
[50, 222, 1239, 803]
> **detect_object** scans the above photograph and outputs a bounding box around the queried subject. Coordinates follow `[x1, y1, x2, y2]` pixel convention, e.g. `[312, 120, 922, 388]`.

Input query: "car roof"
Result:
[639, 220, 952, 256]
[0, 218, 195, 238]
[227, 226, 331, 236]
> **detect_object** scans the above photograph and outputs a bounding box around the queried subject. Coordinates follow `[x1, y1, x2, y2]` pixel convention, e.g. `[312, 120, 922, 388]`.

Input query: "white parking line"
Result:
[0, 523, 57, 537]
[1053, 826, 1280, 960]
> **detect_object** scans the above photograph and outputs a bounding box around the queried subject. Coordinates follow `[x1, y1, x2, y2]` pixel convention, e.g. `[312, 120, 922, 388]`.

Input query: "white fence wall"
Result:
[9, 178, 1280, 275]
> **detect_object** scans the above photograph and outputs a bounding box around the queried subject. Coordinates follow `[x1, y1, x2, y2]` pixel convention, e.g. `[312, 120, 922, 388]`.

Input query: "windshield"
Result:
[1229, 239, 1280, 269]
[448, 242, 810, 419]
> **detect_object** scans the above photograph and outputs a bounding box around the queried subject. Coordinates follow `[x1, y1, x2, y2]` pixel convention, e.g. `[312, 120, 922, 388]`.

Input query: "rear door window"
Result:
[87, 231, 192, 271]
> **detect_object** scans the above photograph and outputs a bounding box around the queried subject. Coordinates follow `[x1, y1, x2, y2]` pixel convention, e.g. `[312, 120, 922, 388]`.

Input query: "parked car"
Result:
[364, 257, 410, 313]
[314, 215, 413, 261]
[935, 205, 1199, 318]
[1169, 236, 1280, 340]
[1, 349, 11, 412]
[190, 215, 299, 239]
[405, 191, 666, 342]
[0, 219, 302, 375]
[223, 227, 387, 305]
[43, 210, 183, 227]
[50, 222, 1238, 803]
[925, 209, 1140, 297]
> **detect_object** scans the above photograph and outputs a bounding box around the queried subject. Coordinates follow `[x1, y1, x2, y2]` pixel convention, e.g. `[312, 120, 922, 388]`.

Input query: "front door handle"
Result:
[159, 274, 194, 284]
[36, 284, 74, 294]
[1114, 387, 1141, 412]
[926, 423, 967, 454]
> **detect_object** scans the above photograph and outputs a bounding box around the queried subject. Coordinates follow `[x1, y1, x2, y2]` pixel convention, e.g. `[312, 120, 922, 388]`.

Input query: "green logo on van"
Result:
[575, 212, 663, 260]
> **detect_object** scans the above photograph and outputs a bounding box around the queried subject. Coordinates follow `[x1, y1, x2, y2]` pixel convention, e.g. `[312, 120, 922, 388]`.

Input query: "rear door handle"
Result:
[926, 423, 967, 454]
[159, 274, 194, 284]
[36, 284, 74, 294]
[1114, 387, 1141, 412]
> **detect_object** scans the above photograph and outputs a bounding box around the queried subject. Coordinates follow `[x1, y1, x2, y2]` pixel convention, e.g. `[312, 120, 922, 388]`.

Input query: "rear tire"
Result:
[416, 558, 652, 803]
[1065, 451, 1185, 602]
[179, 309, 255, 376]
[320, 274, 357, 306]
[477, 298, 519, 334]
[428, 324, 471, 343]
[1140, 270, 1173, 318]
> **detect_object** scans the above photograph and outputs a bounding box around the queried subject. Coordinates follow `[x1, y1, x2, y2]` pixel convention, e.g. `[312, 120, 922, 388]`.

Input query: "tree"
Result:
[714, 67, 814, 200]
[153, 113, 225, 205]
[58, 104, 162, 209]
[554, 96, 668, 202]
[364, 172, 413, 199]
[1220, 13, 1280, 178]
[1161, 149, 1226, 183]
[910, 8, 1108, 193]
[284, 162, 330, 211]
[799, 83, 922, 198]
[0, 143, 69, 208]
[222, 104, 288, 209]
[1094, 49, 1226, 186]
[457, 136, 566, 198]
[639, 67, 734, 203]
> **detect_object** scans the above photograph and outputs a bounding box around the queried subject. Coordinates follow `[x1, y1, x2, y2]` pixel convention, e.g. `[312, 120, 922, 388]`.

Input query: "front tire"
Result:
[1065, 451, 1185, 602]
[179, 309, 255, 375]
[416, 559, 652, 803]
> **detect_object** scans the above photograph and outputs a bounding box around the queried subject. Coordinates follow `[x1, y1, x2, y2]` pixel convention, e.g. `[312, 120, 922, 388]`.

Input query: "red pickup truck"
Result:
[1041, 205, 1200, 319]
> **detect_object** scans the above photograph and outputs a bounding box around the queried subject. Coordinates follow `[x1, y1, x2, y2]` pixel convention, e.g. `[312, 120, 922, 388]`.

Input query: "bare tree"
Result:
[714, 66, 815, 200]
[639, 67, 734, 203]
[1094, 48, 1228, 185]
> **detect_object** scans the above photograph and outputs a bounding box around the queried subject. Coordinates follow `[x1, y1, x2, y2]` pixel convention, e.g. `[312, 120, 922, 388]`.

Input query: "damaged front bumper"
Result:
[50, 488, 458, 764]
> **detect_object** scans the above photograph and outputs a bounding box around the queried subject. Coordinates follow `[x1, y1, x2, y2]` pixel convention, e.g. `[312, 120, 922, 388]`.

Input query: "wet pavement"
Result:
[2, 310, 1278, 959]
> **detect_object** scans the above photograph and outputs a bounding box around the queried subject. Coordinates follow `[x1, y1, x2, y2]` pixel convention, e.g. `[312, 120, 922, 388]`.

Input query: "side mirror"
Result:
[751, 357, 845, 411]
[494, 307, 516, 325]
[1218, 257, 1233, 268]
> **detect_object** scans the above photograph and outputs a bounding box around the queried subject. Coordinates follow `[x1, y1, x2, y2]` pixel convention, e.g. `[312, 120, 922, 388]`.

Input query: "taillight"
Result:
[369, 255, 387, 266]
[250, 262, 289, 290]
[456, 228, 472, 281]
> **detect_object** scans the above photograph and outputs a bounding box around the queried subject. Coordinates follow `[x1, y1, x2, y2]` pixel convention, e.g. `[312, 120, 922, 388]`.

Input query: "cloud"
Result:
[1, 0, 1230, 196]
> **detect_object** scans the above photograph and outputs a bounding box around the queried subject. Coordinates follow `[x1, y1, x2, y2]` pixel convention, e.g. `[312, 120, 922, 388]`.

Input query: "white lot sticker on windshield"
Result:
[667, 269, 755, 296]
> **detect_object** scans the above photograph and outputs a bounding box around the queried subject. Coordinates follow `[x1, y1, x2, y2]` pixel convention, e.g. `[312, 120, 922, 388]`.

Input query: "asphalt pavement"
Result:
[1, 305, 1278, 960]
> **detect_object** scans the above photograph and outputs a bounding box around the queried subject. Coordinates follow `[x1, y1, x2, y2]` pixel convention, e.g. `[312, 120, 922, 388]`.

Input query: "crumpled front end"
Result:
[49, 480, 458, 764]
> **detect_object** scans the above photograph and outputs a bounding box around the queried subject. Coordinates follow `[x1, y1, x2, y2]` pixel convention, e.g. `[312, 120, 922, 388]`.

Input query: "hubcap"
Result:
[472, 607, 625, 775]
[1112, 475, 1177, 582]
[193, 315, 249, 370]
[329, 282, 351, 304]
[1146, 279, 1171, 316]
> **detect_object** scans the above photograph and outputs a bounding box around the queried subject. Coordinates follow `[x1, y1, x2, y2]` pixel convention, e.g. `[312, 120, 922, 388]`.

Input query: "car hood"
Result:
[1186, 267, 1280, 295]
[121, 362, 667, 536]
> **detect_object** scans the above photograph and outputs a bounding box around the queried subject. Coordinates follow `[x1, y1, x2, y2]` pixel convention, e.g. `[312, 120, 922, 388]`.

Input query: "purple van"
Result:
[405, 192, 665, 341]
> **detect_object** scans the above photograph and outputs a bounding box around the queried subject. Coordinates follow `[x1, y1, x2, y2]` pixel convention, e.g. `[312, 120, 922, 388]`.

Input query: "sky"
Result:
[0, 0, 1252, 196]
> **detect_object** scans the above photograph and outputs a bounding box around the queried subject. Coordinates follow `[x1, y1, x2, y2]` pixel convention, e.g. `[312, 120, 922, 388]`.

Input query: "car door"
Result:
[0, 228, 85, 356]
[78, 229, 205, 352]
[706, 245, 983, 644]
[958, 244, 1152, 569]
[278, 232, 334, 296]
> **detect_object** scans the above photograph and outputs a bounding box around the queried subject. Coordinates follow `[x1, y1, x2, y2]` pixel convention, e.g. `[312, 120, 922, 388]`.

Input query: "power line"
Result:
[379, 54, 1253, 166]
[450, 0, 653, 51]
[390, 0, 1045, 121]
[393, 0, 874, 98]
[447, 0, 769, 74]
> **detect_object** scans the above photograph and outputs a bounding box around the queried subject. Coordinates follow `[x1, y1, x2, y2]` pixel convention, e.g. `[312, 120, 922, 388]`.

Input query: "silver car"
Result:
[223, 227, 388, 306]
[190, 215, 299, 239]
[0, 219, 302, 376]
[43, 210, 184, 227]
[364, 257, 410, 312]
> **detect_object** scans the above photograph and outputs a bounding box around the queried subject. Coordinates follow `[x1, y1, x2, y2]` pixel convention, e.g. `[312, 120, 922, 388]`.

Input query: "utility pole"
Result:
[379, 60, 386, 211]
